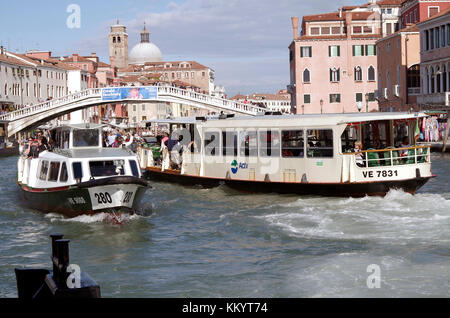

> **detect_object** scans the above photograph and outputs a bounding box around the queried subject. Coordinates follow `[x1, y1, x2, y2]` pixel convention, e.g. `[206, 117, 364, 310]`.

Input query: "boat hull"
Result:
[144, 168, 433, 197]
[17, 177, 149, 218]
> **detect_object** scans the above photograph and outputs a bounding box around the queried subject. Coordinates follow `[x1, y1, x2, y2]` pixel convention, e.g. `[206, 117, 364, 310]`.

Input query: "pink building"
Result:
[400, 0, 450, 28]
[417, 7, 450, 109]
[376, 25, 421, 112]
[289, 8, 381, 114]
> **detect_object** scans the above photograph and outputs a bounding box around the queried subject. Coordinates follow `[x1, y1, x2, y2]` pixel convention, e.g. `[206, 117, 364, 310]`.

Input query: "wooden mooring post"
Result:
[14, 234, 101, 299]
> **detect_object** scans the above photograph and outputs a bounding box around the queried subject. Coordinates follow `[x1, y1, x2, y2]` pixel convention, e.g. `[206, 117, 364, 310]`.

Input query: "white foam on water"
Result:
[286, 252, 450, 297]
[45, 212, 142, 224]
[256, 189, 450, 243]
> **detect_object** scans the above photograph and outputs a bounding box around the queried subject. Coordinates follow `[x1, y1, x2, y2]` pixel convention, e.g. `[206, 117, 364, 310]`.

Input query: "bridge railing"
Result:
[156, 86, 265, 114]
[0, 88, 102, 121]
[0, 86, 265, 123]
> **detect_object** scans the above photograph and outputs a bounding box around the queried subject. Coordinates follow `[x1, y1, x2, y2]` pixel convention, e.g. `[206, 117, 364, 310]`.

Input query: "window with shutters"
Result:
[300, 46, 312, 57]
[329, 45, 340, 57]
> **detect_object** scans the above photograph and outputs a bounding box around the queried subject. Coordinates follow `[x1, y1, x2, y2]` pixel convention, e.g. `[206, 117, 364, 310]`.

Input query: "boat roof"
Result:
[44, 147, 136, 159]
[144, 112, 428, 128]
[52, 123, 106, 131]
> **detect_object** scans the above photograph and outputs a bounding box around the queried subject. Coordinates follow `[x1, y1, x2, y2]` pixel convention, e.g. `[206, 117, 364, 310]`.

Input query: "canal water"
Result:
[0, 154, 449, 298]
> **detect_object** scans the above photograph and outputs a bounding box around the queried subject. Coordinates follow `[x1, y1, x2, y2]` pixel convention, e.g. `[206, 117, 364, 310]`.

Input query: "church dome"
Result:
[129, 23, 162, 65]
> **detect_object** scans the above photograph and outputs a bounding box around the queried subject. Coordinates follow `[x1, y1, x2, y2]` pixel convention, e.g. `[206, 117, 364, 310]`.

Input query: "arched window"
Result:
[354, 66, 362, 81]
[436, 66, 441, 93]
[368, 66, 375, 81]
[430, 66, 435, 93]
[303, 69, 310, 83]
[443, 65, 447, 93]
[407, 64, 420, 88]
[330, 67, 340, 82]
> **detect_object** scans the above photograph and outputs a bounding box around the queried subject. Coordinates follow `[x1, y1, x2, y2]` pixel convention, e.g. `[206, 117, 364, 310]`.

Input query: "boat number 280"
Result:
[94, 192, 112, 204]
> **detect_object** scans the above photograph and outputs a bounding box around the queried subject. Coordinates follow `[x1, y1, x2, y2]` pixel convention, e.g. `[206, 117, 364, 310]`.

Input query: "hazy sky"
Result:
[0, 0, 363, 96]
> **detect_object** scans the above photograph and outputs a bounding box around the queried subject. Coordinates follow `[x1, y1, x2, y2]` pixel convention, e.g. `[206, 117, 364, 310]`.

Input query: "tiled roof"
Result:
[0, 53, 32, 67]
[376, 0, 404, 6]
[303, 10, 375, 22]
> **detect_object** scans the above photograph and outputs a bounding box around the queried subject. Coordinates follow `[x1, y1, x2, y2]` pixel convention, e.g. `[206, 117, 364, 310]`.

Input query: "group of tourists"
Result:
[103, 129, 143, 151]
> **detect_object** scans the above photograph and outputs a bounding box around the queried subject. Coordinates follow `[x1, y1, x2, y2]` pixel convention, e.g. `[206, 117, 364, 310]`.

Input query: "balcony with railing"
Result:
[417, 92, 450, 106]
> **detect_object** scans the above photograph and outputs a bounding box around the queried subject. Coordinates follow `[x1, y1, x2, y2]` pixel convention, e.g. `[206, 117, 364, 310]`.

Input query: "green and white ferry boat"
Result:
[17, 123, 149, 218]
[140, 112, 434, 197]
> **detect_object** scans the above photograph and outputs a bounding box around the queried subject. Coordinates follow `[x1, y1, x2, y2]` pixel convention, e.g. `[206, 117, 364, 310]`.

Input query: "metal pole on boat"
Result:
[442, 110, 450, 153]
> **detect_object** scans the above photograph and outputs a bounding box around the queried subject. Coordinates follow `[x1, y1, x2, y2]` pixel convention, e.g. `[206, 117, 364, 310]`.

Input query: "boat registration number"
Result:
[88, 186, 136, 210]
[362, 170, 398, 178]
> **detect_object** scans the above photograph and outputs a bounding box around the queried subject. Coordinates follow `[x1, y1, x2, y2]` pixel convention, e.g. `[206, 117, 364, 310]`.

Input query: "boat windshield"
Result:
[73, 129, 99, 147]
[89, 160, 125, 177]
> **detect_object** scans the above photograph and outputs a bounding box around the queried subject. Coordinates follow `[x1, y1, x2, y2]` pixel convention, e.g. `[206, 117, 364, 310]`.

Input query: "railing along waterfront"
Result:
[344, 145, 431, 168]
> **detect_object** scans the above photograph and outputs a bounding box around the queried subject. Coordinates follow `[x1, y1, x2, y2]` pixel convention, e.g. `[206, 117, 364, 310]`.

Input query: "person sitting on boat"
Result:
[354, 141, 365, 167]
[400, 136, 410, 158]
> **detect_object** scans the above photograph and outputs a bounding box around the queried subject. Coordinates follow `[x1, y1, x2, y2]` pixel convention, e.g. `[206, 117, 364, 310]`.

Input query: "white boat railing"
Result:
[344, 145, 431, 168]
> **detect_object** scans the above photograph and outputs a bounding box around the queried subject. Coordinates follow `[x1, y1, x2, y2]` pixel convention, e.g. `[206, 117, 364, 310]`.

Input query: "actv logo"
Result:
[231, 160, 239, 174]
[231, 161, 248, 174]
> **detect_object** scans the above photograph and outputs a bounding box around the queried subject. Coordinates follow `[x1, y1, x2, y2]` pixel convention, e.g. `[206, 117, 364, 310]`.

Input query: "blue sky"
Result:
[0, 0, 362, 96]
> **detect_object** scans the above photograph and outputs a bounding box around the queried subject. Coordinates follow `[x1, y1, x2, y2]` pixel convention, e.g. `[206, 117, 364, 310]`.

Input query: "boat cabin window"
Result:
[73, 129, 100, 147]
[89, 160, 125, 177]
[239, 130, 258, 157]
[48, 162, 60, 182]
[72, 162, 83, 180]
[222, 131, 238, 156]
[363, 122, 388, 149]
[129, 160, 140, 177]
[204, 131, 220, 156]
[38, 160, 49, 181]
[393, 121, 410, 147]
[307, 129, 333, 158]
[59, 162, 68, 182]
[282, 130, 304, 158]
[56, 130, 70, 149]
[259, 130, 280, 157]
[341, 124, 359, 153]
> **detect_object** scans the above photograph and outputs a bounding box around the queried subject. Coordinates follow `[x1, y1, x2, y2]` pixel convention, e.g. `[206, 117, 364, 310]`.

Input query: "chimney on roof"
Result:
[291, 16, 299, 40]
[339, 8, 342, 18]
[73, 54, 79, 62]
[345, 12, 352, 38]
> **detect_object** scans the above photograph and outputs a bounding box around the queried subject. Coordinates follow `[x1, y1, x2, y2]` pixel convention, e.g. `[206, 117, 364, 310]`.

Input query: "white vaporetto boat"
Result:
[17, 123, 149, 218]
[138, 112, 434, 197]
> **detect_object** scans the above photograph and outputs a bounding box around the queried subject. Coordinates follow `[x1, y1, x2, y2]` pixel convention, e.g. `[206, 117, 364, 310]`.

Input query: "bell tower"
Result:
[109, 20, 128, 68]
